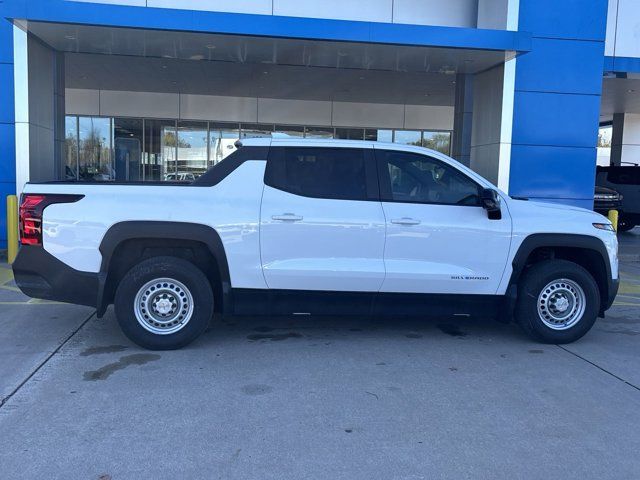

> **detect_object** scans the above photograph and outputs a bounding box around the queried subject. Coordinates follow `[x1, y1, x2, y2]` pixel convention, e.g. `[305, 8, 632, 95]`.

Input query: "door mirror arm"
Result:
[481, 188, 502, 220]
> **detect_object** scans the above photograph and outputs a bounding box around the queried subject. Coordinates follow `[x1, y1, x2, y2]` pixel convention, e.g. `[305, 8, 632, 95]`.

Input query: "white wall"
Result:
[470, 59, 514, 190]
[14, 26, 29, 193]
[66, 88, 454, 131]
[606, 0, 640, 59]
[393, 0, 477, 28]
[611, 113, 640, 165]
[477, 0, 519, 31]
[68, 0, 486, 29]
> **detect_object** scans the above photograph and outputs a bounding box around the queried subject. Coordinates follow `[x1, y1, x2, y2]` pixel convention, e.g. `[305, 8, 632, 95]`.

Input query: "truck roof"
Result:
[238, 136, 444, 158]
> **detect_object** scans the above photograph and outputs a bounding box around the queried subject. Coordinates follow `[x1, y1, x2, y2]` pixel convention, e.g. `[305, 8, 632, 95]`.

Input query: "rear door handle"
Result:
[272, 213, 303, 222]
[391, 217, 421, 226]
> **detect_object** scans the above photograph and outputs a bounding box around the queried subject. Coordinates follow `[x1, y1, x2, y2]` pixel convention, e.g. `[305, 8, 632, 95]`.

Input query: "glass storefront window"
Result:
[597, 125, 612, 166]
[240, 124, 273, 139]
[78, 117, 112, 181]
[335, 128, 364, 140]
[209, 123, 240, 165]
[144, 119, 177, 181]
[177, 121, 208, 181]
[64, 116, 78, 180]
[63, 115, 456, 182]
[274, 125, 304, 138]
[422, 131, 452, 155]
[394, 130, 422, 146]
[113, 118, 143, 181]
[304, 127, 334, 139]
[365, 129, 392, 142]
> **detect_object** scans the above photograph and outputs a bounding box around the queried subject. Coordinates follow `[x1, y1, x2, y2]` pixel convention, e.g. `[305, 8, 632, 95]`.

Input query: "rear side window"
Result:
[193, 146, 268, 186]
[265, 147, 373, 201]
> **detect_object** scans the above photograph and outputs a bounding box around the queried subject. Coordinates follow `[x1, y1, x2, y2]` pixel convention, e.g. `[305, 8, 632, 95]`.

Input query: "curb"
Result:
[619, 254, 640, 263]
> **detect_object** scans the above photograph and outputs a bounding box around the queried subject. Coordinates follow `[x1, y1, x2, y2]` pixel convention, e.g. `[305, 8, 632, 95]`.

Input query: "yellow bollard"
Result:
[6, 195, 18, 264]
[608, 209, 619, 232]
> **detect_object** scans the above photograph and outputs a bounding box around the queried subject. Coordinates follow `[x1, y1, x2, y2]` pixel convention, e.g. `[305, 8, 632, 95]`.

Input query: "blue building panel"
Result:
[526, 197, 594, 210]
[2, 0, 531, 52]
[518, 0, 608, 41]
[509, 144, 597, 202]
[0, 63, 15, 125]
[512, 91, 601, 149]
[0, 18, 14, 64]
[515, 37, 604, 95]
[0, 17, 14, 247]
[604, 56, 640, 74]
[0, 124, 16, 184]
[509, 0, 608, 204]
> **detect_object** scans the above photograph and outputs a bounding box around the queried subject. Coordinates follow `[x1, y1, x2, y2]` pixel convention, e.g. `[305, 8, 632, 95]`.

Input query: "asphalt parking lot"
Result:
[1, 234, 640, 479]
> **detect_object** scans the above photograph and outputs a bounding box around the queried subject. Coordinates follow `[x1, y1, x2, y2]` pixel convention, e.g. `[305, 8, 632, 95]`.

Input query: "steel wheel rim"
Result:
[536, 278, 586, 330]
[133, 277, 194, 335]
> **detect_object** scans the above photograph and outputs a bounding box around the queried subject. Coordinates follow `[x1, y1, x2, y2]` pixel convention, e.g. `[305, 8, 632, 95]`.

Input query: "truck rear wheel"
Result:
[515, 259, 600, 344]
[114, 256, 213, 350]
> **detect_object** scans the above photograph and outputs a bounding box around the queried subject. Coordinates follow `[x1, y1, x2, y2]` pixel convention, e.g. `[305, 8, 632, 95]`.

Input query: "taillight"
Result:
[18, 194, 84, 246]
[19, 195, 45, 245]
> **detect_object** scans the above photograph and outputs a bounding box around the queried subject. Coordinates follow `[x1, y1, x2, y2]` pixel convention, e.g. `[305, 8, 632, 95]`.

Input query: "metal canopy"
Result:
[27, 21, 515, 76]
[601, 76, 640, 119]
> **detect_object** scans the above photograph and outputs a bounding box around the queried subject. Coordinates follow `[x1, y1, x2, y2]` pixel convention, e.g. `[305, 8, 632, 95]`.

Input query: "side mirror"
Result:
[481, 188, 502, 220]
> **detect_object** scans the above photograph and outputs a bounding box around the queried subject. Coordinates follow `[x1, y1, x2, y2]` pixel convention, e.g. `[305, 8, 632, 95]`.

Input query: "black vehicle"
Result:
[596, 165, 640, 232]
[594, 185, 623, 217]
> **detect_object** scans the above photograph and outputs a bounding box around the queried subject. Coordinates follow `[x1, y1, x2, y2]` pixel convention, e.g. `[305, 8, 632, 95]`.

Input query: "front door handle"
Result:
[272, 213, 303, 222]
[391, 217, 421, 226]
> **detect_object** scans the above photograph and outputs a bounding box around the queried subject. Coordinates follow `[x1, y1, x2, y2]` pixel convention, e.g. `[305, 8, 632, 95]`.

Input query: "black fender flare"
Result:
[507, 233, 616, 315]
[97, 221, 231, 317]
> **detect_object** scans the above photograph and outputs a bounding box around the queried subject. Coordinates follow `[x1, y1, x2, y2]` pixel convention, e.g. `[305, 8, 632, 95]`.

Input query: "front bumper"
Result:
[605, 277, 619, 312]
[12, 245, 98, 307]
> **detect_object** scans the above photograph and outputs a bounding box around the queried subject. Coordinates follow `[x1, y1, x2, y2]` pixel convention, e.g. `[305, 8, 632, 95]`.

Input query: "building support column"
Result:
[451, 74, 473, 167]
[14, 27, 64, 190]
[0, 20, 16, 249]
[13, 23, 29, 194]
[53, 51, 65, 180]
[469, 57, 516, 192]
[611, 113, 640, 166]
[507, 0, 608, 209]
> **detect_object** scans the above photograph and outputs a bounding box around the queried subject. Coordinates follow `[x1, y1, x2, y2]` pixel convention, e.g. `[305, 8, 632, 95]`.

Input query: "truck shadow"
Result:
[201, 313, 528, 345]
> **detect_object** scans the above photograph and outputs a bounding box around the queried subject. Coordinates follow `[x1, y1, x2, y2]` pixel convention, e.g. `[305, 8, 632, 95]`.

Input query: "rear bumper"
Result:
[12, 245, 98, 307]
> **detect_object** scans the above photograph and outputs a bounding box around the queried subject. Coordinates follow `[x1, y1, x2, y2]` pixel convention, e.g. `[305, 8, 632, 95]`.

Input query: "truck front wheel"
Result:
[114, 256, 213, 350]
[515, 259, 600, 344]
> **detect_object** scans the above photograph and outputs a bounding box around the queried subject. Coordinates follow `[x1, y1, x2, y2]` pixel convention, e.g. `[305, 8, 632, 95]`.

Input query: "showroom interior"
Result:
[1, 0, 640, 247]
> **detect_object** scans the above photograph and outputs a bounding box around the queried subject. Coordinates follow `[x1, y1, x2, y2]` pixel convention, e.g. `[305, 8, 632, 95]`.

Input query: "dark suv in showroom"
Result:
[596, 165, 639, 231]
[594, 185, 623, 218]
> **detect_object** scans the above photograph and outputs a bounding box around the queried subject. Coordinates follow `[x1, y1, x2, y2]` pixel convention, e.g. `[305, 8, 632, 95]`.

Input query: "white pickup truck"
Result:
[13, 138, 619, 350]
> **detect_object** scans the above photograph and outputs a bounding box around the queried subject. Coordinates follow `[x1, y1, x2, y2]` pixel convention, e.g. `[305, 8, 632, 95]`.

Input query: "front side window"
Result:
[376, 150, 481, 206]
[265, 147, 370, 201]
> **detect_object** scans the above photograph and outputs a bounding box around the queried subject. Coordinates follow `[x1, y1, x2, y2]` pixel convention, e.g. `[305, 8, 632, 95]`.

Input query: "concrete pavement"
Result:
[0, 262, 94, 404]
[0, 261, 639, 479]
[618, 227, 640, 262]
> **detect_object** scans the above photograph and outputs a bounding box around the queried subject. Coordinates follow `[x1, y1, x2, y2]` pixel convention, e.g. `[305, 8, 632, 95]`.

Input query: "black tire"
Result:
[114, 256, 213, 350]
[515, 259, 600, 344]
[617, 216, 635, 232]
